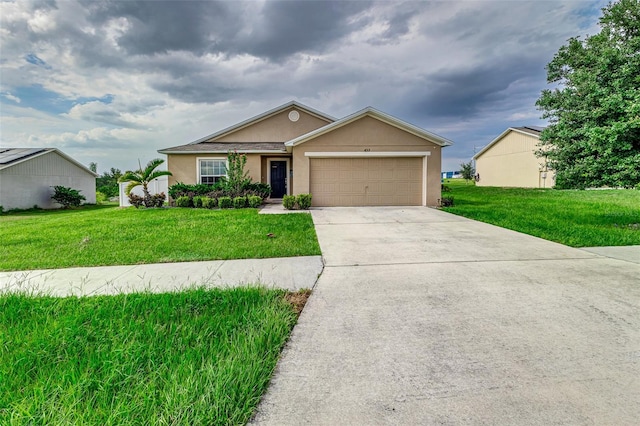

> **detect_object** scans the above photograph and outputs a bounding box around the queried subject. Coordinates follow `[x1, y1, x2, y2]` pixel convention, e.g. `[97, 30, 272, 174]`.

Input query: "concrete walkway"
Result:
[580, 245, 640, 264]
[251, 207, 640, 425]
[0, 256, 324, 297]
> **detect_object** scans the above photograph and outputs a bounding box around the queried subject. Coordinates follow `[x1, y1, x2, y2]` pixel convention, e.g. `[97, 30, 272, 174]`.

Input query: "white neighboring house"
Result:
[0, 148, 97, 210]
[119, 176, 169, 207]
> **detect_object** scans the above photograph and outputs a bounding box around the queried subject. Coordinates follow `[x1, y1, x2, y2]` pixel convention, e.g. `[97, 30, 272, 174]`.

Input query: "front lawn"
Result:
[0, 287, 302, 425]
[0, 205, 320, 271]
[441, 180, 640, 247]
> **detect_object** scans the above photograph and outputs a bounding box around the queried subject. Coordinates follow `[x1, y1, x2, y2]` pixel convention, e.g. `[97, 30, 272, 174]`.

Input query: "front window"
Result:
[200, 159, 226, 185]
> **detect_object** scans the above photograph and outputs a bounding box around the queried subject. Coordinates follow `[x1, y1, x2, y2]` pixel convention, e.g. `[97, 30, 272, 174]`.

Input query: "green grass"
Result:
[0, 205, 320, 271]
[0, 287, 299, 425]
[441, 179, 640, 247]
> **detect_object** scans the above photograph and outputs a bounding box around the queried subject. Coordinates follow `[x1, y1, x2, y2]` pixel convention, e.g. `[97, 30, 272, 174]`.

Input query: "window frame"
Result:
[196, 157, 227, 185]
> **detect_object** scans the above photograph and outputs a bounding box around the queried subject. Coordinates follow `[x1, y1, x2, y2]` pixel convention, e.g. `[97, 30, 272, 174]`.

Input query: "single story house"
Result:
[0, 148, 97, 210]
[158, 101, 453, 207]
[473, 126, 555, 188]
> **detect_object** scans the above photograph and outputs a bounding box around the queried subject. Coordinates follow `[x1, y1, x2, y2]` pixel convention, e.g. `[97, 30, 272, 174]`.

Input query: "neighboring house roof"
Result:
[158, 142, 287, 154]
[473, 126, 546, 160]
[0, 147, 98, 176]
[187, 101, 336, 145]
[284, 107, 454, 149]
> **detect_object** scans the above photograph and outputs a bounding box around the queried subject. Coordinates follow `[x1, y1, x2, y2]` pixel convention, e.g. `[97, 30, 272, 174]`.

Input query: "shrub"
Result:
[128, 193, 145, 208]
[440, 196, 454, 207]
[233, 196, 247, 209]
[51, 186, 86, 208]
[247, 195, 262, 208]
[151, 193, 166, 208]
[245, 182, 271, 199]
[168, 182, 215, 199]
[192, 196, 205, 208]
[296, 194, 312, 210]
[176, 196, 192, 208]
[202, 197, 217, 209]
[96, 191, 108, 204]
[441, 184, 451, 192]
[282, 195, 296, 210]
[218, 196, 232, 209]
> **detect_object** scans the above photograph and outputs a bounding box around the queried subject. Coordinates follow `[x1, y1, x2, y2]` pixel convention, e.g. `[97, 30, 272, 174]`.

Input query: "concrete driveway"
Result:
[252, 207, 640, 425]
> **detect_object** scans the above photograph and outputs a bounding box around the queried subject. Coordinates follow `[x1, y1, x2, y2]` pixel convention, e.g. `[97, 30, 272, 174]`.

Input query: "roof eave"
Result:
[158, 150, 287, 155]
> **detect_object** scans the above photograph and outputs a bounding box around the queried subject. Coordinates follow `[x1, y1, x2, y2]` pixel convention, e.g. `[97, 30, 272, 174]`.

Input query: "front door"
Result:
[270, 161, 287, 198]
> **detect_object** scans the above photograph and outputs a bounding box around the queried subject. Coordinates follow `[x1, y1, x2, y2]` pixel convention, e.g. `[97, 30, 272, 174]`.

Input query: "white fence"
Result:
[119, 176, 169, 207]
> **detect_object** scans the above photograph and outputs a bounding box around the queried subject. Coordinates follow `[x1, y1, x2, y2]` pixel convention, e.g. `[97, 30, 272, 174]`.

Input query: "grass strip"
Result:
[441, 180, 640, 247]
[0, 287, 301, 425]
[0, 205, 320, 271]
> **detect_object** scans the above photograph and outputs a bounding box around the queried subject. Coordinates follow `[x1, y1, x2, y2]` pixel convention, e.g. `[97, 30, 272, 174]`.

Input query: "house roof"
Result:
[0, 147, 99, 176]
[284, 107, 454, 149]
[473, 126, 546, 160]
[158, 142, 287, 154]
[187, 101, 336, 145]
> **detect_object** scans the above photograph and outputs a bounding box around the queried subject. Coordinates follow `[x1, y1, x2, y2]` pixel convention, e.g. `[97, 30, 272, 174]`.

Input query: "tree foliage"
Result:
[460, 161, 476, 183]
[96, 167, 123, 198]
[536, 0, 640, 188]
[220, 152, 251, 198]
[120, 159, 172, 207]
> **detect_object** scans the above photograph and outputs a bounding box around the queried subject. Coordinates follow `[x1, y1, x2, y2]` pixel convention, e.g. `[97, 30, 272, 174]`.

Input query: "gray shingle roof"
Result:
[158, 142, 287, 154]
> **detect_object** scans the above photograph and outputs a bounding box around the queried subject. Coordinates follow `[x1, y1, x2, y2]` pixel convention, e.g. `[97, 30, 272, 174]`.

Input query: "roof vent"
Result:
[288, 110, 300, 122]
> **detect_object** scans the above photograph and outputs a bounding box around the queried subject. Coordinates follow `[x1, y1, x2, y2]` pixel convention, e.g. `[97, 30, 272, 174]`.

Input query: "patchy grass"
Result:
[0, 205, 320, 271]
[0, 287, 305, 425]
[441, 179, 640, 247]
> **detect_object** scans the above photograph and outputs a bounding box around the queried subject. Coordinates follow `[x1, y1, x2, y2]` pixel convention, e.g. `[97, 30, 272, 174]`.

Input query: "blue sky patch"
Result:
[8, 85, 114, 115]
[25, 53, 52, 69]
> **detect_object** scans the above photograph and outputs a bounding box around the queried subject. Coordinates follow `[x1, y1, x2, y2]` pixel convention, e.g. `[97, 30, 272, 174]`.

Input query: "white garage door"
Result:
[309, 157, 423, 206]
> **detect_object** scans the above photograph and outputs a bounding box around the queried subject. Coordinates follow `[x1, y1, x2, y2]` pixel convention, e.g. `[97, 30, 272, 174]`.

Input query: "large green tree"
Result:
[536, 0, 640, 188]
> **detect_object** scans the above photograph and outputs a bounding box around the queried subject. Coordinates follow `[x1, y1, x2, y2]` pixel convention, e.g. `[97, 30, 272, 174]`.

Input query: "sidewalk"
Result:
[0, 256, 324, 297]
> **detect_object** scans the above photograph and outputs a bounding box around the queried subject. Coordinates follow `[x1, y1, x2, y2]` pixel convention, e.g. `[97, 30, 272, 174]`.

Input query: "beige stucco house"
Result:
[473, 126, 555, 188]
[0, 148, 97, 210]
[158, 101, 453, 207]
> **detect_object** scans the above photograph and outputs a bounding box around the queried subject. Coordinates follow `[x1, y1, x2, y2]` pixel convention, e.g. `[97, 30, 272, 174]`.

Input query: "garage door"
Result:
[310, 157, 423, 206]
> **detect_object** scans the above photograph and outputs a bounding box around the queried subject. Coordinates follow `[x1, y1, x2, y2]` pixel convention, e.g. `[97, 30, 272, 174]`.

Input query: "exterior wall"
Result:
[475, 131, 555, 188]
[214, 107, 331, 142]
[0, 151, 96, 210]
[167, 153, 268, 188]
[291, 116, 443, 206]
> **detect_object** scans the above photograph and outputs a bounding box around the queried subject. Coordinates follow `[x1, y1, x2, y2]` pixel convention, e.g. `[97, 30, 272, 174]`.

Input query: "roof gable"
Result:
[190, 101, 335, 144]
[284, 107, 453, 148]
[0, 148, 98, 176]
[473, 127, 543, 160]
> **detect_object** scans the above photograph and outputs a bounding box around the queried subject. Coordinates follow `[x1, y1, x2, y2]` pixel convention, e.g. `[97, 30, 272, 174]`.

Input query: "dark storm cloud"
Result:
[240, 1, 371, 60]
[79, 0, 371, 61]
[84, 0, 238, 56]
[409, 57, 542, 118]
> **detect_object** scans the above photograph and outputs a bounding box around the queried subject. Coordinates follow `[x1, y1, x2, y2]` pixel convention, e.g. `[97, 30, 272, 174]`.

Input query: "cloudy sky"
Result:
[1, 0, 607, 173]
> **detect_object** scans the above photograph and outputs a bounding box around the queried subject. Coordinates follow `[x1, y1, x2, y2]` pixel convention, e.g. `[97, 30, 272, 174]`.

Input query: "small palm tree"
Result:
[120, 158, 172, 206]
